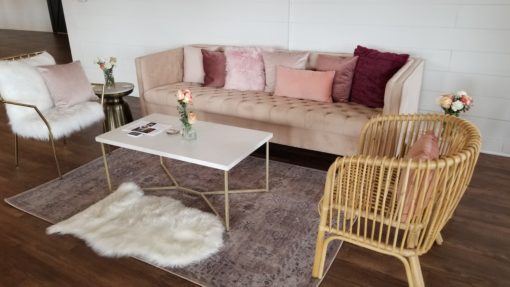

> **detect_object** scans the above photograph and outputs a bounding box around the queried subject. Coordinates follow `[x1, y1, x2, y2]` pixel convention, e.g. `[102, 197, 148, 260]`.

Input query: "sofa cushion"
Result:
[224, 47, 265, 91]
[315, 55, 358, 103]
[262, 51, 309, 93]
[350, 45, 409, 108]
[274, 66, 334, 102]
[202, 50, 226, 88]
[183, 46, 218, 83]
[144, 82, 381, 138]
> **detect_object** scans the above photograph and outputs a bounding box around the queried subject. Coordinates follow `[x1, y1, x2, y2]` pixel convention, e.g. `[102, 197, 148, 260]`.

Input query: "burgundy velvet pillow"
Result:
[350, 45, 409, 108]
[315, 55, 358, 103]
[201, 49, 226, 88]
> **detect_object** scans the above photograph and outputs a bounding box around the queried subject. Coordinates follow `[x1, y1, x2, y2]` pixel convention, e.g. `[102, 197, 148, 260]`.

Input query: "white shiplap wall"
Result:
[62, 0, 510, 156]
[0, 0, 52, 32]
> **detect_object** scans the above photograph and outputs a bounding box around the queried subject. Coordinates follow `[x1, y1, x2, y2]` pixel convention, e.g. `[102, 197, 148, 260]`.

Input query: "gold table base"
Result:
[100, 142, 270, 231]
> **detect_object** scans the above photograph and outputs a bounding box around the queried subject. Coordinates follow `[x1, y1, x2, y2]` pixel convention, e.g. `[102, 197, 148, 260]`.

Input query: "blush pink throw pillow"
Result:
[350, 45, 409, 108]
[274, 66, 335, 102]
[316, 55, 358, 103]
[37, 61, 96, 108]
[224, 47, 265, 91]
[399, 131, 439, 222]
[202, 50, 226, 88]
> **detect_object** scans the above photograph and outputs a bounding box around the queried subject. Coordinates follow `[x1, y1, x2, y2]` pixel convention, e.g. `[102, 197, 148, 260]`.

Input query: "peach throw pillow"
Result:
[399, 131, 439, 222]
[274, 66, 335, 102]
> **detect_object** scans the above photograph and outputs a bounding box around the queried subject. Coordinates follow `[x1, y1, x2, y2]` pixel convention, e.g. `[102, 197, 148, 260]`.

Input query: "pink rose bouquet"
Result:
[437, 91, 473, 117]
[176, 89, 196, 132]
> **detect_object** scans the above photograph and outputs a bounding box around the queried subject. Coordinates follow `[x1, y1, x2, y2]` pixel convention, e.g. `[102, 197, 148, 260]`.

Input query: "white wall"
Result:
[62, 0, 510, 156]
[0, 0, 52, 32]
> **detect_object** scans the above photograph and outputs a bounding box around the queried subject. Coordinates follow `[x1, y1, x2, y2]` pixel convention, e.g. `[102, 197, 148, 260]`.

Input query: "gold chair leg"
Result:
[14, 133, 19, 166]
[312, 228, 327, 278]
[435, 232, 444, 245]
[409, 255, 425, 287]
[48, 134, 62, 179]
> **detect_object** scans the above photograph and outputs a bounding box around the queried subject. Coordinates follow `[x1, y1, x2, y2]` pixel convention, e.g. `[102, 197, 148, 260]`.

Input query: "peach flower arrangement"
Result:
[438, 91, 473, 117]
[176, 89, 197, 139]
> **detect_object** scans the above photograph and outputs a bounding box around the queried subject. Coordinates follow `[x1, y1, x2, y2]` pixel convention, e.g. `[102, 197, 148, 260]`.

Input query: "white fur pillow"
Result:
[0, 61, 54, 123]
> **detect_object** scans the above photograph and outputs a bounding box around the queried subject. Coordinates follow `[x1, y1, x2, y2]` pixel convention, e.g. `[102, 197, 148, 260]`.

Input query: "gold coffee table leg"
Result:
[224, 171, 230, 231]
[101, 143, 112, 192]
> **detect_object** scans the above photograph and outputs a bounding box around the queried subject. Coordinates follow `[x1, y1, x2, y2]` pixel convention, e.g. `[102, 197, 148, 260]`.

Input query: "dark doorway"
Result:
[46, 0, 67, 34]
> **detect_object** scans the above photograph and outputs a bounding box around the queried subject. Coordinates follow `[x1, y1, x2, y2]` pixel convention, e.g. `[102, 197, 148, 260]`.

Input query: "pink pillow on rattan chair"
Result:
[399, 131, 439, 221]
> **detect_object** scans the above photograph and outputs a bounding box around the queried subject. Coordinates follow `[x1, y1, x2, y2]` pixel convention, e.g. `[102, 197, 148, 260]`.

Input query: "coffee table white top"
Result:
[95, 113, 273, 171]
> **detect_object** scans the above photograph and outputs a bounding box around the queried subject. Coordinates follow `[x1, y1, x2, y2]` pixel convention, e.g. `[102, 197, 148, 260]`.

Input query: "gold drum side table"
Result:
[93, 82, 134, 131]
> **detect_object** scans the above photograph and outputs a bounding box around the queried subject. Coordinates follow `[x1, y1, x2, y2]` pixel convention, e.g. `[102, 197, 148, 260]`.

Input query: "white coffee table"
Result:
[95, 113, 273, 231]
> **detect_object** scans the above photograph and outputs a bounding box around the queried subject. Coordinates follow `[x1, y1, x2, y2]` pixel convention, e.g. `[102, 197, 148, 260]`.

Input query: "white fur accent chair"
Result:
[0, 51, 105, 178]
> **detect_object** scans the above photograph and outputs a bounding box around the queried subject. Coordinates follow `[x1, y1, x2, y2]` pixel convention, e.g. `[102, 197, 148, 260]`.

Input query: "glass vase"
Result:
[181, 125, 197, 140]
[103, 68, 115, 89]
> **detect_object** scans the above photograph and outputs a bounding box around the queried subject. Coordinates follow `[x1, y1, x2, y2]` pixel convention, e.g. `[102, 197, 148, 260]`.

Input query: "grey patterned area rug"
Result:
[5, 149, 341, 287]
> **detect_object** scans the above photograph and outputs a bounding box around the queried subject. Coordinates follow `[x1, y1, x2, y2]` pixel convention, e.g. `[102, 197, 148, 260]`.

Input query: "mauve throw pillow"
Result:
[316, 55, 358, 103]
[183, 46, 218, 83]
[262, 51, 309, 92]
[350, 45, 409, 108]
[399, 131, 439, 222]
[274, 66, 335, 102]
[37, 61, 96, 109]
[202, 50, 226, 88]
[224, 47, 265, 91]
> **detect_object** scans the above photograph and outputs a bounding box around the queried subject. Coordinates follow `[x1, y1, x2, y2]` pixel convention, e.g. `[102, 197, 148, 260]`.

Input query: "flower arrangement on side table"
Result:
[94, 56, 117, 89]
[176, 89, 197, 140]
[438, 90, 473, 117]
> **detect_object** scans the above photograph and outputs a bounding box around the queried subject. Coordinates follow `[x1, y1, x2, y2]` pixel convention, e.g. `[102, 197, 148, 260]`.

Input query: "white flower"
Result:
[105, 62, 113, 69]
[451, 100, 464, 112]
[456, 90, 468, 97]
[110, 57, 117, 65]
[176, 89, 185, 100]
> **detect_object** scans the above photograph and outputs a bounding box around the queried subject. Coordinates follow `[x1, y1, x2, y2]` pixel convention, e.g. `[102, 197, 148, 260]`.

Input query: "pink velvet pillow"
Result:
[202, 50, 226, 88]
[350, 45, 409, 108]
[274, 66, 335, 102]
[399, 131, 439, 221]
[316, 55, 358, 103]
[224, 47, 265, 91]
[37, 61, 95, 108]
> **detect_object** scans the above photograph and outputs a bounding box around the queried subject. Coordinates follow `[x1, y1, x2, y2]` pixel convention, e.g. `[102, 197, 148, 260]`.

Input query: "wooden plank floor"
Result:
[1, 30, 509, 286]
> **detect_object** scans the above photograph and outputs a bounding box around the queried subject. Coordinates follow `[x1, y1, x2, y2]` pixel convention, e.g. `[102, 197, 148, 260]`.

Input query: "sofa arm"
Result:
[383, 58, 424, 115]
[135, 47, 184, 114]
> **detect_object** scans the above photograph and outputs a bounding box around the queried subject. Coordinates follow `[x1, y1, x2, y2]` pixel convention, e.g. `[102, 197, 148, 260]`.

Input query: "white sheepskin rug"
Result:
[47, 182, 224, 267]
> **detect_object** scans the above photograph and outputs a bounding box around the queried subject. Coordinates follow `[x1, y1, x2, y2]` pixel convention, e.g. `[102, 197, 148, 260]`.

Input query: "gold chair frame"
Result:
[312, 114, 481, 287]
[0, 51, 106, 179]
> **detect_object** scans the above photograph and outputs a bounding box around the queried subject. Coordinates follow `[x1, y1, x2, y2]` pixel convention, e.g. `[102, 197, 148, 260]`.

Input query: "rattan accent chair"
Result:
[312, 114, 481, 287]
[0, 51, 105, 179]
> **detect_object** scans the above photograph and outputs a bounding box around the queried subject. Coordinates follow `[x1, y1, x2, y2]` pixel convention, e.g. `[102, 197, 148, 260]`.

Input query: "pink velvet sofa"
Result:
[135, 46, 424, 155]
